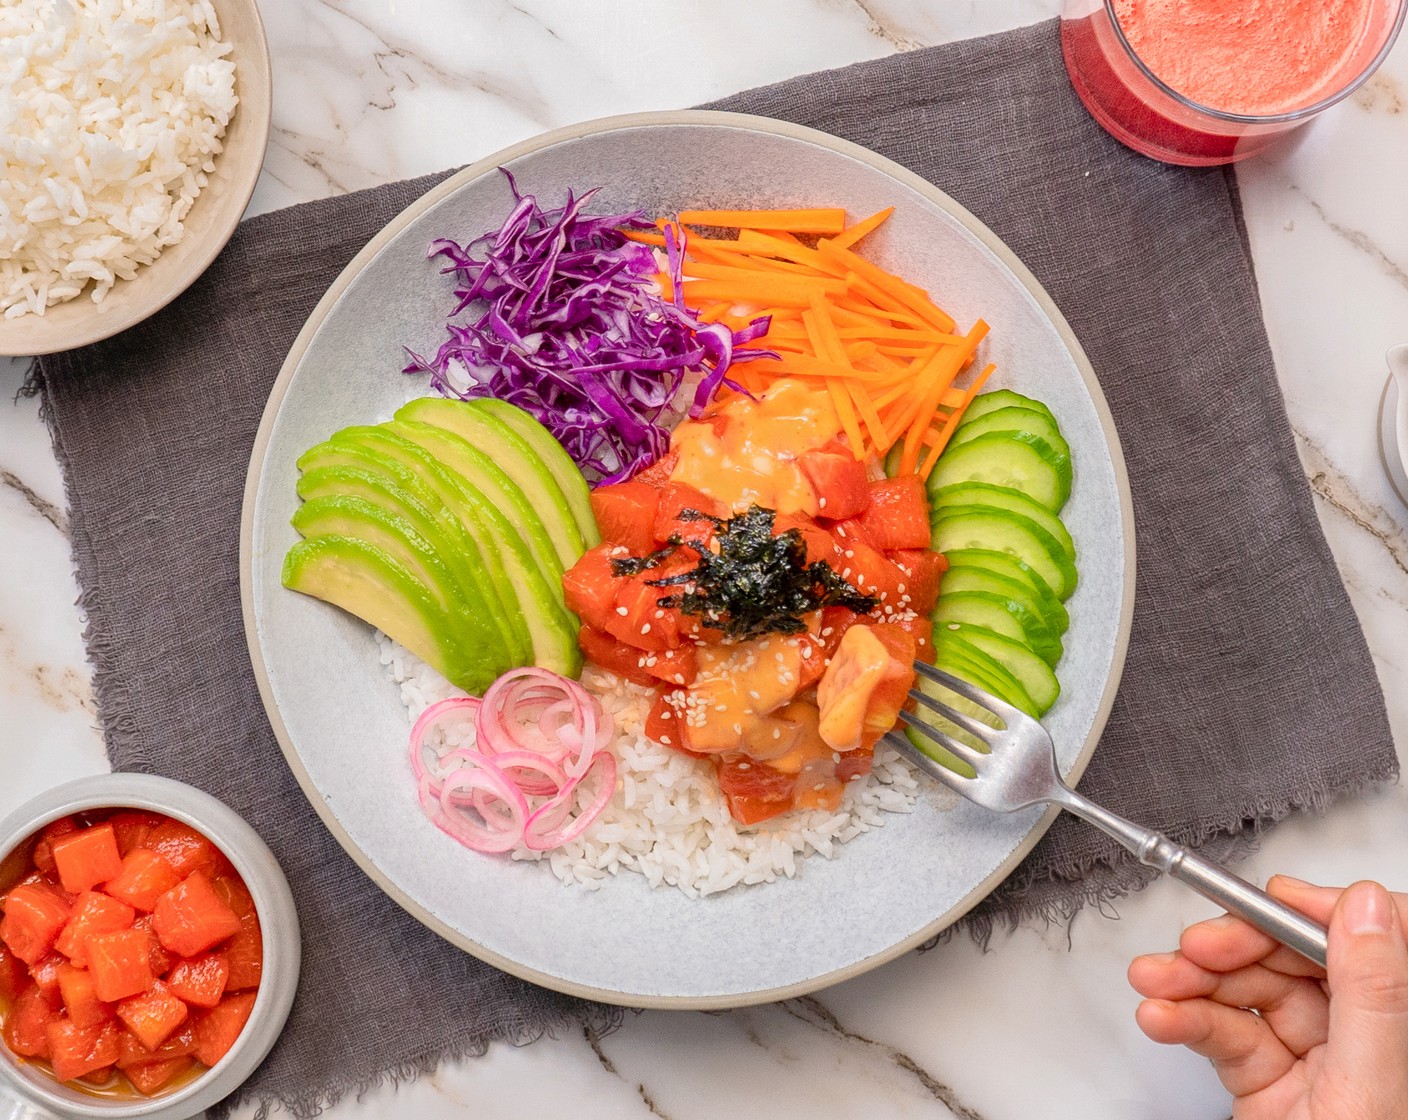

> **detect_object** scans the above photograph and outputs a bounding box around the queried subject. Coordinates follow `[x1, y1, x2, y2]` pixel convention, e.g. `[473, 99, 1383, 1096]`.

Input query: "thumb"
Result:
[1325, 881, 1408, 1096]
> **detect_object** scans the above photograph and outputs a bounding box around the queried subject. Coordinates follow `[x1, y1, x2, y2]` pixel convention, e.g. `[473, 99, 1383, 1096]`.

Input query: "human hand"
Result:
[1128, 877, 1408, 1120]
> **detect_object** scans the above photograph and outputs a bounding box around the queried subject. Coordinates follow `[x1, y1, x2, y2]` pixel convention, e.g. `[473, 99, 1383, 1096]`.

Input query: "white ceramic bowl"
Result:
[0, 775, 299, 1120]
[0, 0, 272, 358]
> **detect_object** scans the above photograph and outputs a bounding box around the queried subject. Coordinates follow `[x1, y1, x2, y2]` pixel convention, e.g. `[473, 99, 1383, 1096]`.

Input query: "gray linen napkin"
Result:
[30, 18, 1397, 1119]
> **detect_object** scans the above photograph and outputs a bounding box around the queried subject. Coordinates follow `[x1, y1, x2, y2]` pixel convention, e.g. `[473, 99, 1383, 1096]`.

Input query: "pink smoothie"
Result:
[1113, 0, 1379, 115]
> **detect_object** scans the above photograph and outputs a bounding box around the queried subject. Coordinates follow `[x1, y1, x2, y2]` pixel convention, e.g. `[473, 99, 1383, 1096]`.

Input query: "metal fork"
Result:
[888, 662, 1328, 967]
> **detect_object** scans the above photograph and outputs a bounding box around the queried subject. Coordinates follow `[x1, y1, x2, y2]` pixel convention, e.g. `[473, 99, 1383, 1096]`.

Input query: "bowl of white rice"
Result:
[0, 0, 271, 357]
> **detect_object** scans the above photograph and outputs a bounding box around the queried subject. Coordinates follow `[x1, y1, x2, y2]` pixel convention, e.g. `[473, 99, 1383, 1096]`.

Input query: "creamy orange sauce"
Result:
[669, 381, 843, 514]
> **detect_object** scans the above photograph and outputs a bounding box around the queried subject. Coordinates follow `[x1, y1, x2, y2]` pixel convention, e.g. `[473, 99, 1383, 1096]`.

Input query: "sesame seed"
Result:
[733, 723, 743, 734]
[773, 728, 782, 739]
[660, 735, 672, 744]
[818, 497, 827, 509]
[616, 606, 628, 616]
[641, 623, 652, 634]
[738, 762, 751, 770]
[800, 646, 812, 659]
[844, 550, 854, 559]
[813, 783, 826, 791]
[749, 690, 761, 700]
[897, 583, 907, 593]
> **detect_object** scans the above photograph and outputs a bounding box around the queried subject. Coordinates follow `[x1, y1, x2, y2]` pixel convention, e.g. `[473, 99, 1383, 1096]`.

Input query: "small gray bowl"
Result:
[0, 775, 299, 1120]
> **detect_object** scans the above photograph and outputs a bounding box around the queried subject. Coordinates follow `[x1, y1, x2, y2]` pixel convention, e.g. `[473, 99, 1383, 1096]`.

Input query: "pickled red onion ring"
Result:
[408, 668, 617, 854]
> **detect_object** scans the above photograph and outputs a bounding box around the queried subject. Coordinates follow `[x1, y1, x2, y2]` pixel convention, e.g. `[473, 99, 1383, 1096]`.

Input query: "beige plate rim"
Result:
[0, 0, 272, 358]
[238, 109, 1137, 1010]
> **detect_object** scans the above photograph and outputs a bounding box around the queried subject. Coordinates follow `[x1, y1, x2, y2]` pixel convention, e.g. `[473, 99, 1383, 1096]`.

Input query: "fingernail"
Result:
[1343, 882, 1393, 935]
[1205, 913, 1239, 928]
[1273, 874, 1313, 889]
[1144, 951, 1179, 965]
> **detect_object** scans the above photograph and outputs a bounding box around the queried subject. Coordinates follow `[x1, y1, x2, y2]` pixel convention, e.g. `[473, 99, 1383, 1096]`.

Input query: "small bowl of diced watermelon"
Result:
[0, 774, 299, 1118]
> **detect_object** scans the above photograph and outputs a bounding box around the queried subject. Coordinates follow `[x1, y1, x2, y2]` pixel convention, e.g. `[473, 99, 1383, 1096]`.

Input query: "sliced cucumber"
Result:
[939, 565, 1068, 636]
[927, 639, 1039, 716]
[926, 431, 1072, 511]
[949, 408, 1070, 462]
[905, 652, 1000, 777]
[942, 548, 1069, 630]
[929, 483, 1076, 567]
[935, 624, 1060, 713]
[956, 389, 1058, 430]
[931, 508, 1077, 600]
[932, 591, 1063, 666]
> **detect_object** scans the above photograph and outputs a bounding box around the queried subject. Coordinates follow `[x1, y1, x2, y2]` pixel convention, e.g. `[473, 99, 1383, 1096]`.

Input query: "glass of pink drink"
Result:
[1061, 0, 1407, 165]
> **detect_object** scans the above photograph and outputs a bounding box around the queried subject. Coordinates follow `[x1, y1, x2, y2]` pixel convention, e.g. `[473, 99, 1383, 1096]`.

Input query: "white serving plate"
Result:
[240, 111, 1135, 1009]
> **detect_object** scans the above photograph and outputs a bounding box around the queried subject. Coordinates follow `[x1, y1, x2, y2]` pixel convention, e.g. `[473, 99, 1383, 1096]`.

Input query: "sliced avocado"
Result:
[467, 398, 599, 548]
[282, 536, 504, 695]
[295, 460, 530, 665]
[386, 418, 565, 581]
[292, 493, 472, 614]
[395, 397, 588, 566]
[327, 426, 582, 679]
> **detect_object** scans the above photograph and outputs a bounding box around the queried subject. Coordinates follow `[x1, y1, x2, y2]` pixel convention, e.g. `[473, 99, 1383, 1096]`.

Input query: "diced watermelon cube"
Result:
[166, 953, 230, 1008]
[126, 1054, 195, 1096]
[1, 882, 72, 964]
[142, 820, 220, 879]
[57, 963, 116, 1028]
[46, 1019, 121, 1083]
[0, 942, 28, 1001]
[104, 849, 183, 913]
[54, 889, 136, 967]
[30, 817, 78, 876]
[2, 982, 62, 1058]
[115, 1021, 197, 1070]
[86, 928, 155, 1002]
[192, 991, 257, 1068]
[50, 823, 124, 895]
[219, 912, 262, 993]
[152, 871, 241, 958]
[116, 980, 189, 1051]
[106, 810, 164, 857]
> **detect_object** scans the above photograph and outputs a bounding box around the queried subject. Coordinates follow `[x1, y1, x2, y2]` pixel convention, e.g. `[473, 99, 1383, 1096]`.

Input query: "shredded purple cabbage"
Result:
[403, 170, 775, 484]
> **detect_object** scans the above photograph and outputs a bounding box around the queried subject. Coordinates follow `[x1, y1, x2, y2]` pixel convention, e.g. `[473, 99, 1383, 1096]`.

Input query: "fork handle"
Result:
[1139, 835, 1328, 968]
[1056, 791, 1328, 968]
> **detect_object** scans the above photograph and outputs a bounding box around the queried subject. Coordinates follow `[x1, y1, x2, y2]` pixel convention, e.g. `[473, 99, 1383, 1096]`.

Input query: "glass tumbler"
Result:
[1060, 0, 1407, 166]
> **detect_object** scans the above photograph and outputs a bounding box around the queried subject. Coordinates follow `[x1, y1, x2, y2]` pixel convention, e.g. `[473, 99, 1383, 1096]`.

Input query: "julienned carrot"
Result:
[678, 208, 847, 235]
[919, 364, 996, 478]
[646, 207, 995, 468]
[827, 207, 894, 251]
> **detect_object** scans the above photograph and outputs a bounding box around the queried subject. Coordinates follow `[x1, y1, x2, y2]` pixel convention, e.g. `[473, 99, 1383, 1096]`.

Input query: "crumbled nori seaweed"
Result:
[610, 505, 875, 640]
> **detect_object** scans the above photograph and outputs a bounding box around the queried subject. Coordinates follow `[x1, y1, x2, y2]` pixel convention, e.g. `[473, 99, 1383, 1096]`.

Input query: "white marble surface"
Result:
[3, 2, 1408, 1118]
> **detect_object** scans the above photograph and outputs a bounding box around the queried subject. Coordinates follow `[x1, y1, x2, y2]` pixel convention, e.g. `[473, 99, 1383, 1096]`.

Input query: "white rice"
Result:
[377, 634, 919, 898]
[0, 0, 238, 317]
